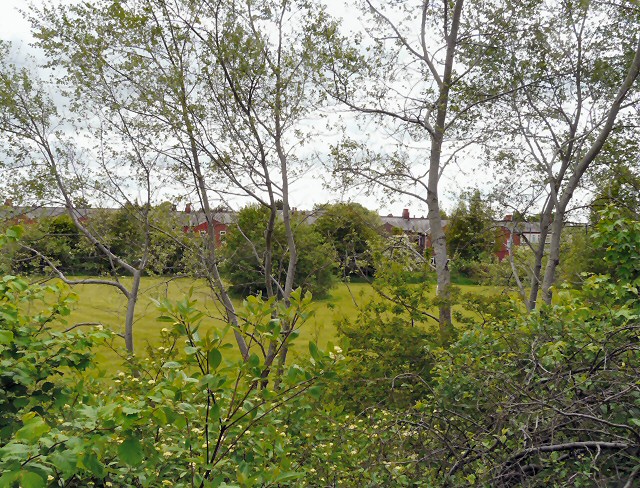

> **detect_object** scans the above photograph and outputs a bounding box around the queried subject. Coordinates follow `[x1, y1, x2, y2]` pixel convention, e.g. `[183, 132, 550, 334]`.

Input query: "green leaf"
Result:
[48, 450, 77, 477]
[18, 471, 46, 488]
[80, 452, 105, 477]
[309, 342, 320, 361]
[15, 414, 49, 443]
[208, 349, 222, 370]
[0, 329, 14, 345]
[308, 386, 322, 399]
[118, 436, 144, 466]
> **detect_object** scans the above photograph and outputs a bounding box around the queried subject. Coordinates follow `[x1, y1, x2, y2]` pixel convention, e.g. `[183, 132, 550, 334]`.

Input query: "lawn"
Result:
[51, 276, 501, 368]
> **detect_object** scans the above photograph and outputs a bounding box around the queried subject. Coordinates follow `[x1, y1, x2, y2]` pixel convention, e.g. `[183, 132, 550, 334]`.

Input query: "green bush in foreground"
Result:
[291, 208, 640, 486]
[0, 227, 337, 487]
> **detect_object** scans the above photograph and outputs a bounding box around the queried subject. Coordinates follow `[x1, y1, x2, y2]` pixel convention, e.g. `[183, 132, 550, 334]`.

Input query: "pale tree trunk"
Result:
[124, 270, 142, 354]
[273, 55, 298, 382]
[528, 203, 552, 310]
[507, 226, 531, 311]
[426, 0, 464, 338]
[175, 73, 250, 360]
[540, 211, 564, 305]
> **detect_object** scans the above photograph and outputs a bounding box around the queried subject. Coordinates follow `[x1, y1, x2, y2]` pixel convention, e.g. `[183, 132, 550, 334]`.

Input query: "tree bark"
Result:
[426, 0, 464, 337]
[124, 270, 141, 354]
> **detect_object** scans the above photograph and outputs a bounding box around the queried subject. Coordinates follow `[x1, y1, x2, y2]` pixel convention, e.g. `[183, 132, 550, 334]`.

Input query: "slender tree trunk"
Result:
[539, 35, 640, 305]
[508, 227, 531, 311]
[541, 210, 565, 305]
[274, 129, 297, 383]
[124, 270, 141, 354]
[528, 203, 552, 310]
[176, 79, 250, 361]
[426, 0, 464, 338]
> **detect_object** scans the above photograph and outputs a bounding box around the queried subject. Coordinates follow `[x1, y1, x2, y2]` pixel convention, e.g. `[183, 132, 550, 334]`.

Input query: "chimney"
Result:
[3, 199, 12, 207]
[504, 214, 512, 222]
[402, 208, 410, 220]
[185, 203, 192, 214]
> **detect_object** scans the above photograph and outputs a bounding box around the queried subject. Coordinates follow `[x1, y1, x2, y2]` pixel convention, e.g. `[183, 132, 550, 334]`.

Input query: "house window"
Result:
[199, 230, 206, 236]
[530, 234, 539, 244]
[219, 230, 226, 241]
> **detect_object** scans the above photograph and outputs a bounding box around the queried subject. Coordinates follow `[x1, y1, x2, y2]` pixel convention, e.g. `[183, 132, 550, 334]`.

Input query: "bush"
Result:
[0, 226, 338, 487]
[221, 205, 336, 298]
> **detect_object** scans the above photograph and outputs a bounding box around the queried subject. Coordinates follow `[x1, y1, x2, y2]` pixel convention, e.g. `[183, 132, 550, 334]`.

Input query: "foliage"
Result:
[591, 206, 640, 283]
[220, 205, 336, 298]
[0, 225, 338, 487]
[331, 243, 436, 410]
[446, 190, 498, 264]
[312, 202, 382, 278]
[320, 209, 640, 486]
[588, 134, 640, 223]
[0, 203, 192, 276]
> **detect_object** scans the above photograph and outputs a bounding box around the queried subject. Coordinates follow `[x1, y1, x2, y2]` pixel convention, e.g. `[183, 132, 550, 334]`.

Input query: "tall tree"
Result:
[312, 202, 382, 278]
[446, 190, 496, 262]
[320, 0, 531, 336]
[0, 42, 160, 354]
[31, 0, 335, 370]
[484, 1, 640, 307]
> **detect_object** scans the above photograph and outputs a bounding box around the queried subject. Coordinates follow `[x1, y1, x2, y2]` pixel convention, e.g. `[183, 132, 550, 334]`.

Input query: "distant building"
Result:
[495, 215, 546, 261]
[380, 208, 446, 253]
[181, 203, 235, 247]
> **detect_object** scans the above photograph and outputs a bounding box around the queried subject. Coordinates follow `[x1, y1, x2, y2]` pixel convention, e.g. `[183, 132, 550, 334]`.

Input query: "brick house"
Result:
[181, 203, 235, 247]
[380, 208, 445, 254]
[495, 215, 544, 261]
[0, 200, 100, 225]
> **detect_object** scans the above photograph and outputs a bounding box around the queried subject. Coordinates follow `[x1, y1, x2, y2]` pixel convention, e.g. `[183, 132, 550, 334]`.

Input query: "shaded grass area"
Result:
[47, 277, 501, 368]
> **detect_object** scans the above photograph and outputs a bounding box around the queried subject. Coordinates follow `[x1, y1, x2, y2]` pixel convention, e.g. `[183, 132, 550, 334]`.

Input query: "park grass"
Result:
[52, 276, 501, 369]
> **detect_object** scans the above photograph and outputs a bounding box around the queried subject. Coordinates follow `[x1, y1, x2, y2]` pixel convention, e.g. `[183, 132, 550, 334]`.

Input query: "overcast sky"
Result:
[0, 0, 488, 217]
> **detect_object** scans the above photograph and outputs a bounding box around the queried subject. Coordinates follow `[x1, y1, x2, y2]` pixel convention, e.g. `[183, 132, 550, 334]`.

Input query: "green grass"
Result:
[51, 277, 500, 368]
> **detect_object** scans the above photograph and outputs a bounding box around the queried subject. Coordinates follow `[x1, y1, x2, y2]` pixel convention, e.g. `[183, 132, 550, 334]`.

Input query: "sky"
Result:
[0, 0, 491, 217]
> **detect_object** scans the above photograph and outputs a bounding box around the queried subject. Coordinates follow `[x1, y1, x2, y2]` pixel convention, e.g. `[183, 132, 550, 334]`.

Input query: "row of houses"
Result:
[1, 200, 546, 261]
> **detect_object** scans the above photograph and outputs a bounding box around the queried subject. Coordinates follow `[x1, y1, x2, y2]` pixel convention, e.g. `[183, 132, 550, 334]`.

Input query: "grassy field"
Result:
[50, 277, 500, 368]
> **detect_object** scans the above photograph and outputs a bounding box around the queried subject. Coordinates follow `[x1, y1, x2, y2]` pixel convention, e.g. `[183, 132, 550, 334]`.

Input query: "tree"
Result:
[220, 205, 336, 298]
[31, 0, 337, 369]
[0, 224, 338, 485]
[483, 1, 640, 307]
[320, 0, 535, 337]
[0, 42, 162, 354]
[312, 202, 382, 278]
[446, 190, 497, 263]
